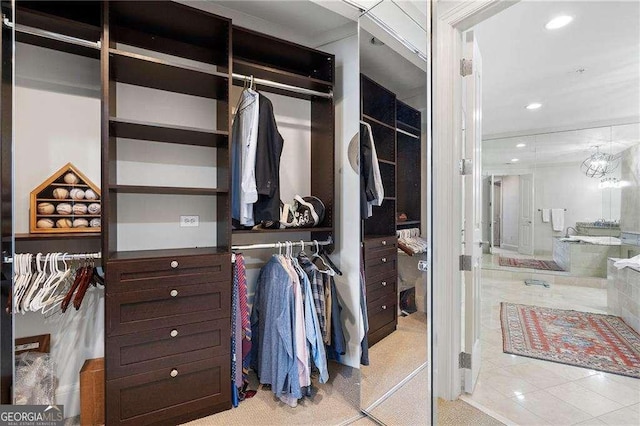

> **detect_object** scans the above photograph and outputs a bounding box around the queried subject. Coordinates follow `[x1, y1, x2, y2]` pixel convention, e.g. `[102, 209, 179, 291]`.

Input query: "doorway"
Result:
[435, 1, 640, 424]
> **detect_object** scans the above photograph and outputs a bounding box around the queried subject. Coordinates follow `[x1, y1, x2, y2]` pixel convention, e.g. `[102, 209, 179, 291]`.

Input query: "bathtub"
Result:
[553, 236, 622, 278]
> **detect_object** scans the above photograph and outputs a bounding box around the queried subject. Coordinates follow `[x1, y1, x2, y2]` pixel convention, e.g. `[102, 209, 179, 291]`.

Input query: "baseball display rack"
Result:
[29, 163, 101, 234]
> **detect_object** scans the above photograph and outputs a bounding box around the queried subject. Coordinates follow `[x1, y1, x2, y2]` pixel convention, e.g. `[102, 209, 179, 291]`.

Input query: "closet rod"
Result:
[537, 209, 567, 212]
[396, 128, 420, 139]
[2, 252, 102, 264]
[232, 72, 333, 99]
[231, 237, 332, 251]
[2, 16, 101, 50]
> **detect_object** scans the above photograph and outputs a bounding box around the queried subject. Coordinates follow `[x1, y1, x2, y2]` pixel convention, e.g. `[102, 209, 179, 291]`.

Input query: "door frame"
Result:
[432, 0, 520, 401]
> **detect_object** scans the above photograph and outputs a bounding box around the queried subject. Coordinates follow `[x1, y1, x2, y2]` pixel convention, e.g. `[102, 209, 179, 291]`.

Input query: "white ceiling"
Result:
[474, 0, 640, 138]
[360, 28, 426, 104]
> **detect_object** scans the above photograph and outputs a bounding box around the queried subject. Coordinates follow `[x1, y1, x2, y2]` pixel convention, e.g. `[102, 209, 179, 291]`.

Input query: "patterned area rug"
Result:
[498, 256, 565, 271]
[501, 303, 640, 378]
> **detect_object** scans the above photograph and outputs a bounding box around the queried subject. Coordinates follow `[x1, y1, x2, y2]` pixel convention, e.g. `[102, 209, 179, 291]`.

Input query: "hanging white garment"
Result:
[231, 89, 260, 226]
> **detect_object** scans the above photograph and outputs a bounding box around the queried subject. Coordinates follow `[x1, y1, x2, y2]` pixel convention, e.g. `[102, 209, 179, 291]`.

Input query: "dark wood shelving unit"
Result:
[109, 246, 228, 262]
[233, 59, 333, 96]
[397, 220, 421, 226]
[362, 113, 395, 131]
[230, 25, 335, 240]
[14, 232, 100, 241]
[109, 185, 227, 196]
[109, 49, 228, 99]
[102, 2, 233, 424]
[232, 226, 333, 235]
[109, 117, 228, 148]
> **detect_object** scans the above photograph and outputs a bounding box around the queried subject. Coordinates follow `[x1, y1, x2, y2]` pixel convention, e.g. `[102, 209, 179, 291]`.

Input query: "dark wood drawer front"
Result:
[107, 356, 230, 426]
[107, 282, 230, 336]
[365, 246, 397, 265]
[107, 256, 230, 294]
[364, 236, 398, 255]
[368, 293, 397, 332]
[365, 257, 397, 278]
[366, 276, 396, 305]
[107, 318, 229, 380]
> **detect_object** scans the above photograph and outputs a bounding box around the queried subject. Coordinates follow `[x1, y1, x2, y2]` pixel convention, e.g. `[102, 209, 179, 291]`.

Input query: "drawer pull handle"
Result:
[170, 369, 178, 378]
[171, 260, 179, 268]
[170, 329, 178, 338]
[381, 257, 387, 263]
[381, 281, 387, 287]
[382, 240, 387, 246]
[382, 305, 387, 310]
[170, 289, 178, 297]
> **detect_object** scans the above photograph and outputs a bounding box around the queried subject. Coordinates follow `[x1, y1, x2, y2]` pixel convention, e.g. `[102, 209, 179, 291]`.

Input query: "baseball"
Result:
[84, 189, 98, 200]
[63, 173, 79, 184]
[70, 188, 85, 200]
[56, 203, 72, 215]
[90, 218, 100, 228]
[88, 203, 101, 214]
[37, 219, 54, 228]
[56, 218, 72, 228]
[52, 188, 69, 199]
[73, 218, 89, 228]
[37, 203, 55, 214]
[73, 204, 88, 215]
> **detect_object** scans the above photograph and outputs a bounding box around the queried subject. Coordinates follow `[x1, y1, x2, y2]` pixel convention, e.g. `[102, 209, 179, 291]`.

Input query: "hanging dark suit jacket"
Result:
[360, 123, 376, 218]
[254, 95, 284, 225]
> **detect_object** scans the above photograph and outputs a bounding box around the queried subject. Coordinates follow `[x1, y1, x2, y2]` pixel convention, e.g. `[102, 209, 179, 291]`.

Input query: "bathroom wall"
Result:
[620, 144, 640, 232]
[487, 161, 614, 255]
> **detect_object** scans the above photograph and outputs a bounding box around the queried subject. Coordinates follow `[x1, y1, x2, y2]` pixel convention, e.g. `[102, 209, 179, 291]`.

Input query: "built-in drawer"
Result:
[106, 356, 230, 426]
[365, 251, 397, 278]
[106, 282, 230, 336]
[367, 292, 397, 333]
[363, 236, 398, 256]
[106, 318, 229, 380]
[106, 255, 230, 294]
[366, 272, 396, 305]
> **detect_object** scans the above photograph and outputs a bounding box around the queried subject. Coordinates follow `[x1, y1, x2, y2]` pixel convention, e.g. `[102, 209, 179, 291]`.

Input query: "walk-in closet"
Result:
[0, 1, 431, 424]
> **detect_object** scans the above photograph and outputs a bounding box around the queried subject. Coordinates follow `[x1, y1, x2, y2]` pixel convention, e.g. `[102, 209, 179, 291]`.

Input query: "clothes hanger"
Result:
[73, 256, 96, 310]
[38, 253, 72, 313]
[320, 246, 343, 276]
[61, 259, 88, 313]
[19, 253, 40, 313]
[313, 241, 335, 276]
[28, 253, 59, 313]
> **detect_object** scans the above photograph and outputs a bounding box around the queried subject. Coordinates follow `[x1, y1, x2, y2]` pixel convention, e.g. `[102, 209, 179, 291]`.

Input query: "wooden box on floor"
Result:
[80, 358, 105, 426]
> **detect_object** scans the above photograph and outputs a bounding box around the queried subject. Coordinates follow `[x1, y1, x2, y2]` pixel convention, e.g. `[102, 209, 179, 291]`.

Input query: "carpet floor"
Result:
[498, 256, 564, 271]
[361, 312, 428, 409]
[183, 361, 360, 425]
[501, 302, 640, 378]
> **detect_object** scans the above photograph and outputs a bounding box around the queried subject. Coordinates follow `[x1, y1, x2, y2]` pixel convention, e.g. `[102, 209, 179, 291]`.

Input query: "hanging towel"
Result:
[551, 209, 564, 232]
[541, 209, 550, 223]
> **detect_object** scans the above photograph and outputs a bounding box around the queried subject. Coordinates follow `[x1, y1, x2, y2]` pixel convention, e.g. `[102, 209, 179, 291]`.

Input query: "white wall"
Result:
[487, 161, 618, 255]
[14, 43, 103, 416]
[320, 27, 362, 369]
[500, 175, 519, 249]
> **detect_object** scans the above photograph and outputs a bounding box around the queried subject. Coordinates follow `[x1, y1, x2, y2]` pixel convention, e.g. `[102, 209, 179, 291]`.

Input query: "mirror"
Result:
[483, 123, 639, 280]
[358, 2, 430, 424]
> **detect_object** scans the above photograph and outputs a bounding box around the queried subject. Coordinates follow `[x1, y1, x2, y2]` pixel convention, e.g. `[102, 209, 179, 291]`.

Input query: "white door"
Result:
[518, 173, 535, 255]
[462, 31, 482, 394]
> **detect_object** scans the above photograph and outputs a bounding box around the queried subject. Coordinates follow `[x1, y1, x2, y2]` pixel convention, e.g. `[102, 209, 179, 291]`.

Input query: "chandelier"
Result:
[580, 146, 619, 178]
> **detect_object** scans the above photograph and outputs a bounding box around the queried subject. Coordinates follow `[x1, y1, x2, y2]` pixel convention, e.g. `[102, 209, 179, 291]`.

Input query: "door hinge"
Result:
[460, 58, 473, 77]
[459, 159, 472, 175]
[459, 352, 472, 369]
[459, 254, 472, 271]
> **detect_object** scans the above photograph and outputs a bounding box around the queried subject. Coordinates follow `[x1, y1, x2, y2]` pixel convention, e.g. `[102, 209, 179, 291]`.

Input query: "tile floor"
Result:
[467, 269, 640, 425]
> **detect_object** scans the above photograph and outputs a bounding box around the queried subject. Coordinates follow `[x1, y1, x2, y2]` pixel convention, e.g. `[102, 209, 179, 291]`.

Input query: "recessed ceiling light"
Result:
[516, 143, 526, 148]
[526, 103, 542, 110]
[545, 15, 573, 30]
[511, 158, 520, 162]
